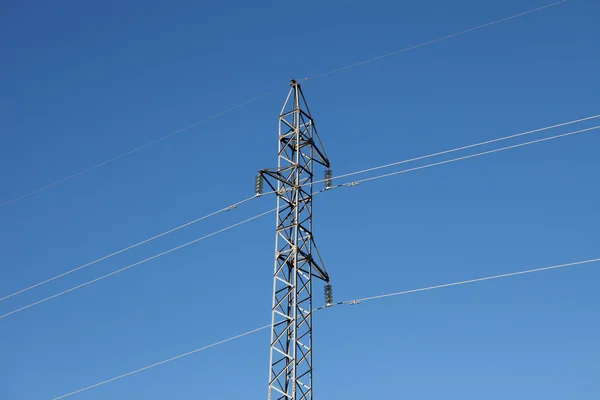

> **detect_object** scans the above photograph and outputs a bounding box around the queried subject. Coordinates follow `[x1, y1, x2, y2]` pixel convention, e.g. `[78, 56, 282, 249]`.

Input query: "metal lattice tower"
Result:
[258, 79, 332, 400]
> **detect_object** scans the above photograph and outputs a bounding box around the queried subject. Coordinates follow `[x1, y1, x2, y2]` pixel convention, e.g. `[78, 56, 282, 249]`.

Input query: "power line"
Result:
[337, 258, 600, 305]
[0, 86, 287, 208]
[0, 195, 257, 302]
[4, 119, 596, 312]
[314, 114, 600, 185]
[50, 255, 599, 399]
[1, 1, 567, 209]
[7, 112, 581, 305]
[330, 125, 600, 188]
[51, 324, 271, 400]
[5, 114, 586, 305]
[306, 0, 568, 80]
[0, 210, 275, 320]
[33, 122, 600, 393]
[268, 115, 600, 195]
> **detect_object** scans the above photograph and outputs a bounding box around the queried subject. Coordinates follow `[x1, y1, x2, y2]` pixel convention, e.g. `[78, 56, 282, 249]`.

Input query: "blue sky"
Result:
[1, 0, 599, 399]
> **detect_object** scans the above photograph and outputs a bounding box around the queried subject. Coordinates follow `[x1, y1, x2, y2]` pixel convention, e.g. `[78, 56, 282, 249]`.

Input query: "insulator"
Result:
[324, 169, 333, 189]
[254, 173, 263, 196]
[324, 284, 333, 305]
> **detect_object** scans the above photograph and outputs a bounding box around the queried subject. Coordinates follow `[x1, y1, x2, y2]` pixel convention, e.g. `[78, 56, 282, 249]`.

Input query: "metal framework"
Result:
[259, 80, 331, 400]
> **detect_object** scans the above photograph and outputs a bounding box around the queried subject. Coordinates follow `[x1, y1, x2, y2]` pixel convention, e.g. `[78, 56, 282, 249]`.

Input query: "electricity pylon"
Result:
[256, 79, 333, 400]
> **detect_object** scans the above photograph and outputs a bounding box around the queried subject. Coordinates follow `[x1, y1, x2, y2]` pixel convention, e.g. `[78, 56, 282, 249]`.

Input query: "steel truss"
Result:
[259, 79, 331, 400]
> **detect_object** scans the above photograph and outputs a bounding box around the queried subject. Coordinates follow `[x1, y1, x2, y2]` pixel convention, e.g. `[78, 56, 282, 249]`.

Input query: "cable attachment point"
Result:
[324, 284, 333, 306]
[324, 169, 333, 189]
[254, 173, 264, 196]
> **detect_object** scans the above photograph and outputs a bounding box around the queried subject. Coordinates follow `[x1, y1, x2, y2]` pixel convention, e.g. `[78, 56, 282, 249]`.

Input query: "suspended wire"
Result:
[270, 116, 600, 197]
[306, 0, 568, 80]
[22, 114, 598, 396]
[333, 258, 600, 306]
[312, 114, 600, 186]
[0, 196, 258, 302]
[50, 255, 599, 399]
[0, 209, 275, 320]
[2, 1, 567, 209]
[0, 86, 287, 208]
[329, 126, 599, 188]
[3, 116, 596, 304]
[51, 324, 271, 400]
[5, 121, 592, 319]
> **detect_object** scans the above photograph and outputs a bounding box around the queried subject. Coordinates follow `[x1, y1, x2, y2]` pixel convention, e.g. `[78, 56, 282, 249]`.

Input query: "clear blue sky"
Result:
[1, 0, 599, 399]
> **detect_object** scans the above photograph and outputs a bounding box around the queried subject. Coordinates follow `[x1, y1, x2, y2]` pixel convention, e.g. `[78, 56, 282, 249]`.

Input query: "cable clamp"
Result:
[226, 205, 237, 211]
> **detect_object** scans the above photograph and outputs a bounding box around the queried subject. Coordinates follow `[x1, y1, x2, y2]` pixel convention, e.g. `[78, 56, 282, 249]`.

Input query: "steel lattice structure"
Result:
[258, 79, 331, 400]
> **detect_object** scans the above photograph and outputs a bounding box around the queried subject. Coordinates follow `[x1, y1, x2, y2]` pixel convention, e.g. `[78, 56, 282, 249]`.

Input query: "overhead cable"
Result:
[4, 117, 596, 307]
[330, 126, 600, 188]
[0, 86, 287, 208]
[314, 114, 600, 185]
[0, 196, 258, 302]
[50, 255, 599, 399]
[307, 0, 568, 80]
[51, 324, 271, 400]
[0, 209, 275, 320]
[333, 258, 600, 305]
[2, 1, 567, 208]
